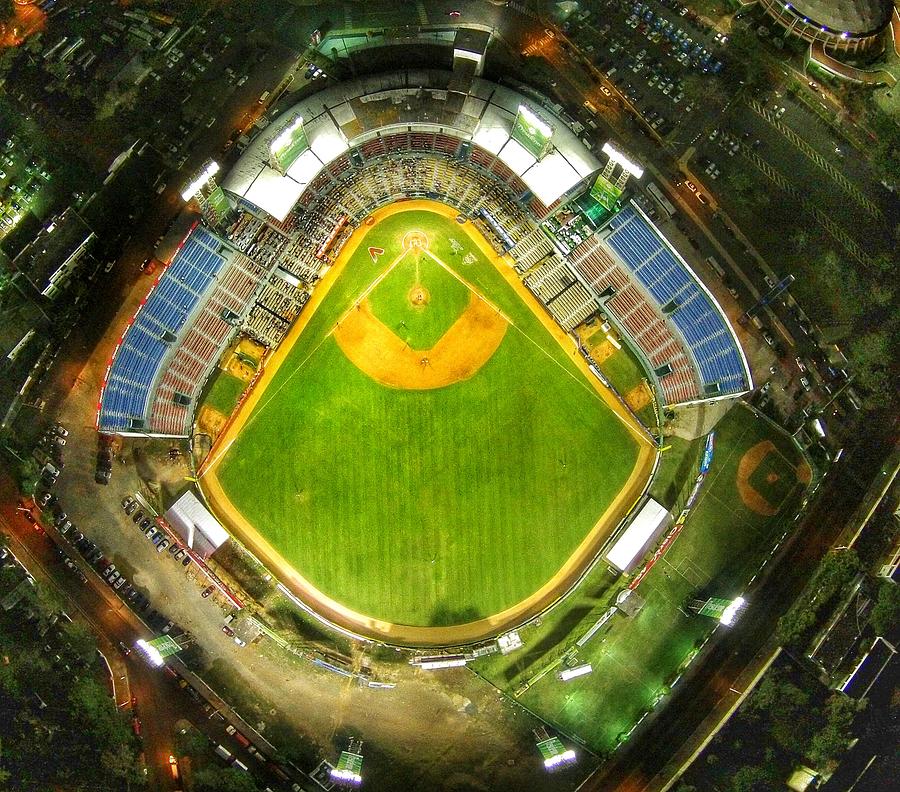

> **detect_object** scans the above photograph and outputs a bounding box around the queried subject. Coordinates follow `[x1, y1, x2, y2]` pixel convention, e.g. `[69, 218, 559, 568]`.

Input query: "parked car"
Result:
[201, 585, 214, 598]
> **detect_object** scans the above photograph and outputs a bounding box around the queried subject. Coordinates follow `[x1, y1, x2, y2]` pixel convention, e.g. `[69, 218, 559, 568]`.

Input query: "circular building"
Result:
[758, 0, 892, 53]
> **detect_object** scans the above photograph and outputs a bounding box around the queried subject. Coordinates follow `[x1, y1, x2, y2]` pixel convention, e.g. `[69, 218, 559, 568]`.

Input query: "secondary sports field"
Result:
[474, 404, 812, 752]
[202, 201, 655, 644]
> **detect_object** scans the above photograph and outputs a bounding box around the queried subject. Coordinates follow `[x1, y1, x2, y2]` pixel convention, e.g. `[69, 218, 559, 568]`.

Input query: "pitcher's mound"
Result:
[409, 284, 430, 307]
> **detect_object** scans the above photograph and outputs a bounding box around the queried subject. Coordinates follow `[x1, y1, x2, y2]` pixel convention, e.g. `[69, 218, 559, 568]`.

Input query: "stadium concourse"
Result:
[97, 70, 749, 441]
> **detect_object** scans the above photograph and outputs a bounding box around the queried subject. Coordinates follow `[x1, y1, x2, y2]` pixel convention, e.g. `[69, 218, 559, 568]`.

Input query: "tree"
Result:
[748, 670, 815, 753]
[174, 725, 209, 757]
[68, 676, 131, 750]
[61, 621, 98, 665]
[193, 765, 259, 792]
[0, 1, 14, 23]
[850, 330, 895, 400]
[101, 741, 144, 783]
[870, 581, 900, 637]
[731, 765, 776, 792]
[725, 28, 770, 93]
[808, 694, 860, 767]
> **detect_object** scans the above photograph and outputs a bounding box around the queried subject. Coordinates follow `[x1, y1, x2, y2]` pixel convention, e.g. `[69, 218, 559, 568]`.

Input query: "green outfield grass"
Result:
[474, 404, 810, 752]
[214, 209, 642, 627]
[203, 371, 246, 416]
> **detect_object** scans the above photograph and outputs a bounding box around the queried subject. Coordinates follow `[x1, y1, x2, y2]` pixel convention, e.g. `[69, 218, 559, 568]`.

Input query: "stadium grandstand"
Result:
[757, 0, 892, 55]
[98, 70, 751, 437]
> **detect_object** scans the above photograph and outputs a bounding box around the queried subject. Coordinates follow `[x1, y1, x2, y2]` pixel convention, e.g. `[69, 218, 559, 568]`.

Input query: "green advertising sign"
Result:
[589, 173, 623, 212]
[270, 116, 309, 172]
[511, 105, 553, 160]
[207, 186, 231, 216]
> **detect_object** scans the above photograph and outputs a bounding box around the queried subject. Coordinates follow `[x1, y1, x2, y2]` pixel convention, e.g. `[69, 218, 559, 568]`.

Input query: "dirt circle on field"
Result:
[402, 229, 429, 251]
[334, 294, 507, 390]
[408, 284, 430, 307]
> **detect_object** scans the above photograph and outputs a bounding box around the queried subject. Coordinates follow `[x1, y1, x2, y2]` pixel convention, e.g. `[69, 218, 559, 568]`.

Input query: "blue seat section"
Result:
[99, 230, 225, 431]
[606, 206, 748, 394]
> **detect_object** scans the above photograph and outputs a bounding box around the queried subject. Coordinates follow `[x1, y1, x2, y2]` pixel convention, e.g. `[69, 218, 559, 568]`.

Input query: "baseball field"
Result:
[202, 201, 655, 644]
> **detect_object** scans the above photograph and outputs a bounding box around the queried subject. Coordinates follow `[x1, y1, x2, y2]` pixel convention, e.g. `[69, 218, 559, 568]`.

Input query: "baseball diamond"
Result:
[201, 201, 656, 645]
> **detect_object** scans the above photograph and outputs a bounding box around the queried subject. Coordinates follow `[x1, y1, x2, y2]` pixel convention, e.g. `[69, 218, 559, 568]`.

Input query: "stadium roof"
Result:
[785, 0, 891, 35]
[222, 71, 601, 220]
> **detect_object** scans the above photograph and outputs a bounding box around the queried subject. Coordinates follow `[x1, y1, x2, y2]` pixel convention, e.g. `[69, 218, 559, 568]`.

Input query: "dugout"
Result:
[605, 497, 670, 574]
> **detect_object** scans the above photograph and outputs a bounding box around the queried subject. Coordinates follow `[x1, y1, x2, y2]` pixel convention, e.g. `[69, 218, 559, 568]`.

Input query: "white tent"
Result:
[605, 498, 670, 573]
[165, 491, 229, 559]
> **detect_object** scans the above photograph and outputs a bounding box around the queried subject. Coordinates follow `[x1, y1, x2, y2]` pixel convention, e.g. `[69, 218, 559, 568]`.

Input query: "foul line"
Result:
[200, 249, 410, 477]
[425, 248, 646, 443]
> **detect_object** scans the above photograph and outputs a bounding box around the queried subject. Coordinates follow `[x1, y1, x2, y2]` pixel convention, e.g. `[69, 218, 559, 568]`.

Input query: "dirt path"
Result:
[201, 200, 657, 647]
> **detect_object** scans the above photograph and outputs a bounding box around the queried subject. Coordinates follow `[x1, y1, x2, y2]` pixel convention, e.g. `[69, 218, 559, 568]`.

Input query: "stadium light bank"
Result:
[271, 115, 304, 155]
[135, 638, 165, 668]
[602, 142, 644, 178]
[517, 104, 553, 139]
[719, 596, 746, 626]
[180, 161, 220, 201]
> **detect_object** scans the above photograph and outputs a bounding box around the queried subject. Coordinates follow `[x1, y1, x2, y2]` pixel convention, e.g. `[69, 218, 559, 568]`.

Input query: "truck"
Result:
[705, 255, 726, 278]
[647, 182, 676, 219]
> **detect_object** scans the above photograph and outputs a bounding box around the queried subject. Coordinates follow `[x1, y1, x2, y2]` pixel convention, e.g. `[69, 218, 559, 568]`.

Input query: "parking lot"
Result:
[566, 0, 728, 140]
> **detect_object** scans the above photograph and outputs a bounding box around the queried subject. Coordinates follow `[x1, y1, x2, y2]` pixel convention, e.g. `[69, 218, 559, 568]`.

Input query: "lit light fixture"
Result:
[135, 639, 164, 667]
[719, 596, 746, 626]
[270, 115, 304, 155]
[544, 749, 577, 769]
[180, 161, 220, 201]
[601, 141, 644, 178]
[517, 105, 553, 139]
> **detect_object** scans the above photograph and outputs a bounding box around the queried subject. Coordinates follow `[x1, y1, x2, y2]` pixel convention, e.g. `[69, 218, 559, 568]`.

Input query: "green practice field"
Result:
[214, 209, 642, 627]
[474, 404, 811, 752]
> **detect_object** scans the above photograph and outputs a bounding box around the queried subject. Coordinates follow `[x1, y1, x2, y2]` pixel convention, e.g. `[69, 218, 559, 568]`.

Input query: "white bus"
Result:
[647, 182, 676, 218]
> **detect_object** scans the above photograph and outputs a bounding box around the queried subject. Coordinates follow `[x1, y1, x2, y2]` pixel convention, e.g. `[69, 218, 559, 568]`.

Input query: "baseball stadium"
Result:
[96, 67, 755, 648]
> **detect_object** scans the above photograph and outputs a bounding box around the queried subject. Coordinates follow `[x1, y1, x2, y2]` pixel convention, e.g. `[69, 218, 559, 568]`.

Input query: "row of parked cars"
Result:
[36, 488, 184, 634]
[42, 495, 153, 610]
[122, 495, 192, 564]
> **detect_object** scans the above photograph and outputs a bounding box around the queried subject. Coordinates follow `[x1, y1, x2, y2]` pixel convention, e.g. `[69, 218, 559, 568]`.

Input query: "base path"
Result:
[201, 199, 657, 647]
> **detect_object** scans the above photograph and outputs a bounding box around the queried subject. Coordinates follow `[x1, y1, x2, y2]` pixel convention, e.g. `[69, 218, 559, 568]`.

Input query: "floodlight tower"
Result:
[601, 142, 644, 193]
[269, 115, 309, 175]
[330, 738, 364, 787]
[180, 160, 226, 227]
[533, 727, 577, 772]
[135, 632, 195, 668]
